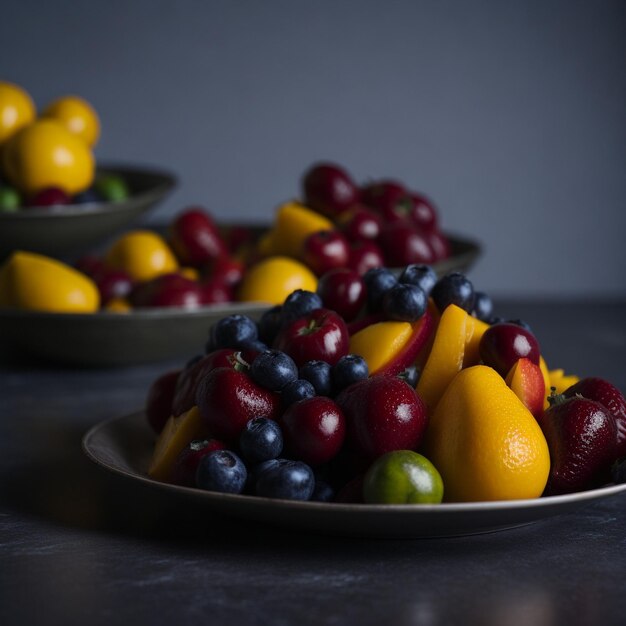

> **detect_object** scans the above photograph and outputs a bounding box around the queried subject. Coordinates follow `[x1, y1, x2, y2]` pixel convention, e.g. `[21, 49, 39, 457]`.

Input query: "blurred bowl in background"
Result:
[0, 164, 176, 260]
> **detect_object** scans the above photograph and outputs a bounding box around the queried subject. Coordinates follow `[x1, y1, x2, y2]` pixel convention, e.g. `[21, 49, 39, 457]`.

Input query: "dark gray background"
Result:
[2, 0, 625, 296]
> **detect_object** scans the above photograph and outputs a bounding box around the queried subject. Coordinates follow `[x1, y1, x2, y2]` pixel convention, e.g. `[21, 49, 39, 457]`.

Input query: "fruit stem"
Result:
[232, 351, 250, 373]
[547, 386, 567, 407]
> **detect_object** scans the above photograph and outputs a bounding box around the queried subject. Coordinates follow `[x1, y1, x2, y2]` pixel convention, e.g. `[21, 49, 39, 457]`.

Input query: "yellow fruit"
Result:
[539, 356, 552, 410]
[349, 321, 414, 375]
[42, 95, 100, 147]
[0, 81, 35, 145]
[238, 256, 317, 305]
[262, 201, 334, 257]
[424, 365, 550, 502]
[549, 368, 580, 395]
[0, 251, 99, 313]
[179, 266, 200, 281]
[105, 230, 179, 282]
[148, 406, 209, 482]
[2, 119, 95, 195]
[105, 297, 131, 313]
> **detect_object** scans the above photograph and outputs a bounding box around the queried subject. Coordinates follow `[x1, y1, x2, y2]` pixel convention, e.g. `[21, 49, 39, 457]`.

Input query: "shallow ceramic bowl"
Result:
[0, 164, 176, 260]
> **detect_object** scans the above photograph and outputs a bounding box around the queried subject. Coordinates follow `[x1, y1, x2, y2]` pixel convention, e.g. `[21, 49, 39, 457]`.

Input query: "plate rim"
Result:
[82, 410, 626, 516]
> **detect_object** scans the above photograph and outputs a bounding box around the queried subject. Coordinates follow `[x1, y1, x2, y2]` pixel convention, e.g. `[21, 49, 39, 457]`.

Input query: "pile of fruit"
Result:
[0, 80, 129, 211]
[145, 266, 626, 504]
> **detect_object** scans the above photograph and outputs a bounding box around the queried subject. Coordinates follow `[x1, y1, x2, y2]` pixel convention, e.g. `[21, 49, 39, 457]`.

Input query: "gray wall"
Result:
[3, 0, 625, 297]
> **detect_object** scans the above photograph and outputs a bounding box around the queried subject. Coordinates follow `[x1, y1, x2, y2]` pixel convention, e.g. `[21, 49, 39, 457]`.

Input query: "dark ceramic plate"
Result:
[83, 411, 626, 539]
[0, 164, 176, 260]
[0, 303, 269, 367]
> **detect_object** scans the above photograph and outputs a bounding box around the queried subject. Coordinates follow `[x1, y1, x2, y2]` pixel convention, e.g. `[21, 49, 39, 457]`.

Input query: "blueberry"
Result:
[399, 264, 437, 295]
[611, 458, 626, 484]
[472, 291, 494, 322]
[281, 379, 316, 408]
[257, 305, 283, 345]
[195, 450, 247, 494]
[398, 365, 419, 388]
[363, 267, 397, 311]
[431, 272, 475, 313]
[211, 314, 258, 350]
[282, 290, 323, 325]
[299, 360, 333, 396]
[508, 318, 533, 334]
[241, 339, 269, 354]
[73, 188, 103, 204]
[246, 458, 280, 494]
[332, 354, 369, 393]
[250, 349, 298, 391]
[311, 480, 335, 502]
[255, 458, 315, 500]
[239, 417, 283, 464]
[382, 283, 427, 322]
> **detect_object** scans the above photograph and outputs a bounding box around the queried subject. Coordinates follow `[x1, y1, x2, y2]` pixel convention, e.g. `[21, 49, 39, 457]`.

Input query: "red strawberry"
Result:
[196, 367, 280, 443]
[538, 393, 617, 495]
[562, 377, 626, 459]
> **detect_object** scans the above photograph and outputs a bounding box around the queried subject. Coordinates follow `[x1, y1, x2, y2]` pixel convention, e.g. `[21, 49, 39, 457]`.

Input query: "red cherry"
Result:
[479, 323, 541, 377]
[278, 396, 346, 466]
[301, 230, 350, 276]
[196, 367, 280, 443]
[426, 230, 451, 261]
[360, 179, 410, 218]
[146, 369, 181, 433]
[169, 207, 228, 267]
[207, 255, 245, 287]
[274, 308, 349, 366]
[200, 278, 234, 305]
[28, 187, 70, 207]
[317, 268, 366, 322]
[130, 273, 205, 309]
[74, 255, 106, 278]
[302, 162, 359, 217]
[337, 205, 383, 242]
[96, 269, 134, 305]
[336, 375, 428, 464]
[170, 438, 227, 486]
[378, 221, 435, 266]
[409, 192, 439, 232]
[347, 240, 384, 275]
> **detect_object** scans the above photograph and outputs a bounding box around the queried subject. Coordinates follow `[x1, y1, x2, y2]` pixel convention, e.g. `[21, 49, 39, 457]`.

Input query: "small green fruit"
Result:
[363, 450, 444, 504]
[0, 185, 21, 212]
[95, 174, 129, 202]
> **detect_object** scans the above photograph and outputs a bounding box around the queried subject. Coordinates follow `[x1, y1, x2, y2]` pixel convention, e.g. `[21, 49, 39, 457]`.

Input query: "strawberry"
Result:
[195, 367, 280, 443]
[562, 377, 626, 459]
[538, 392, 617, 495]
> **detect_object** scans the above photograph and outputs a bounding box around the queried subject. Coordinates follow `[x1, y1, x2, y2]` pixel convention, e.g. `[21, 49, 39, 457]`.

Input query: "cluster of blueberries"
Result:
[196, 417, 329, 501]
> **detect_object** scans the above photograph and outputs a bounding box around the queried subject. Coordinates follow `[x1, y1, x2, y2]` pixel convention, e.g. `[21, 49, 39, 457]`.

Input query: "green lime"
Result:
[95, 174, 129, 202]
[0, 185, 21, 212]
[363, 450, 444, 504]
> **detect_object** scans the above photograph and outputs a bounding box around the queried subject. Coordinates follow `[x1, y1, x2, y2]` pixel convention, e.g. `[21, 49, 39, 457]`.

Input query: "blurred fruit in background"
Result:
[41, 95, 100, 147]
[0, 81, 35, 145]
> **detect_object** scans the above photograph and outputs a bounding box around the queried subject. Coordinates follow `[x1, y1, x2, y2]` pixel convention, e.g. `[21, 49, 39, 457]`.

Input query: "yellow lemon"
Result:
[2, 119, 95, 195]
[238, 256, 317, 305]
[0, 251, 99, 313]
[0, 81, 35, 145]
[105, 230, 179, 282]
[42, 95, 100, 147]
[423, 365, 550, 502]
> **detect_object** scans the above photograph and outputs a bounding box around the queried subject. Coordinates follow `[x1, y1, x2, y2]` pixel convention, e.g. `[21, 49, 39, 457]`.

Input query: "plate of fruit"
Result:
[0, 81, 176, 258]
[83, 268, 626, 538]
[0, 160, 480, 366]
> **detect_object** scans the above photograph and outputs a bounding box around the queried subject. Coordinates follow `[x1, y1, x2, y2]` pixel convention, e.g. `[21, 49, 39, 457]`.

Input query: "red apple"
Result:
[302, 162, 359, 217]
[336, 375, 428, 464]
[301, 230, 350, 276]
[278, 396, 346, 466]
[316, 268, 366, 322]
[169, 207, 228, 267]
[348, 240, 385, 275]
[378, 221, 435, 266]
[146, 369, 181, 433]
[274, 308, 349, 366]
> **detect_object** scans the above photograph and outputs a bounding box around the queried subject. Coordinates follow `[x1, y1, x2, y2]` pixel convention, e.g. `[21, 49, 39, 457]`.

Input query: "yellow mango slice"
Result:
[148, 406, 208, 482]
[349, 320, 414, 375]
[462, 316, 490, 368]
[264, 201, 334, 257]
[538, 356, 551, 410]
[416, 304, 468, 412]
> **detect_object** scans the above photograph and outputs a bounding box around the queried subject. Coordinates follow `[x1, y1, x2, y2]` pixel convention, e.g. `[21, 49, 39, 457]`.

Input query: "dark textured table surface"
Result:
[2, 299, 625, 626]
